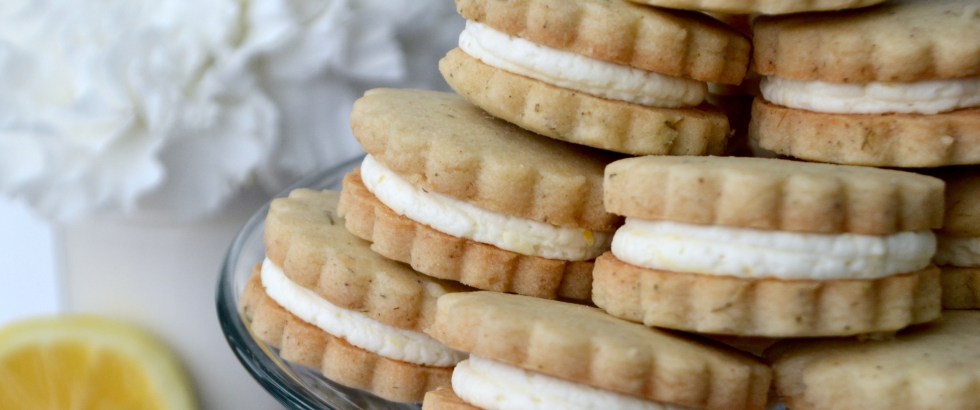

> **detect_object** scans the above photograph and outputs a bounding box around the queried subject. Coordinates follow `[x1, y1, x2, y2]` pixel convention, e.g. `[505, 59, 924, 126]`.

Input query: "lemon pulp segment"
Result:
[0, 316, 196, 410]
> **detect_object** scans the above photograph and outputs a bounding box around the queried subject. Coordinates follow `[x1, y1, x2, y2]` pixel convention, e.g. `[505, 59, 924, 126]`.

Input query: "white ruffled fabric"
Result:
[0, 0, 462, 221]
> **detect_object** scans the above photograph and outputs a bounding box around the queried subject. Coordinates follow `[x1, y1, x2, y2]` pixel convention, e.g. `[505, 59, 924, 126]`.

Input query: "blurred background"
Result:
[0, 1, 463, 408]
[0, 200, 57, 325]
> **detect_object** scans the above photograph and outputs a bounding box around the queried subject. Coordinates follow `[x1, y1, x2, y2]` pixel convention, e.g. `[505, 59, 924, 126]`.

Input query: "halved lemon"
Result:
[0, 316, 197, 410]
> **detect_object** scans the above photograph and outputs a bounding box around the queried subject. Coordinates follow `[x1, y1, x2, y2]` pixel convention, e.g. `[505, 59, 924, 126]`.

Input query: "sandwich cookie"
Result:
[424, 291, 772, 410]
[750, 0, 980, 167]
[624, 0, 886, 15]
[339, 89, 620, 301]
[931, 168, 980, 309]
[766, 310, 980, 410]
[594, 155, 945, 337]
[439, 0, 748, 155]
[241, 189, 467, 403]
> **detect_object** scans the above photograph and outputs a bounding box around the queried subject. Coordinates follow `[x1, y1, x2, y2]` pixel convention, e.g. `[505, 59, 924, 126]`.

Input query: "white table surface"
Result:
[0, 197, 59, 327]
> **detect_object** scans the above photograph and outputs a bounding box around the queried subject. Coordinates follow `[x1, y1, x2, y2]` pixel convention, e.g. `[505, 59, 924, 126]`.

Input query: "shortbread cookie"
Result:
[604, 156, 944, 235]
[346, 89, 619, 299]
[627, 0, 886, 14]
[340, 170, 593, 300]
[595, 155, 944, 337]
[754, 1, 979, 83]
[440, 49, 730, 156]
[264, 188, 467, 332]
[766, 310, 980, 410]
[426, 291, 772, 410]
[351, 88, 619, 230]
[750, 0, 980, 167]
[594, 254, 942, 337]
[240, 275, 453, 403]
[456, 0, 750, 84]
[750, 100, 980, 167]
[246, 189, 467, 402]
[930, 168, 980, 309]
[442, 0, 747, 154]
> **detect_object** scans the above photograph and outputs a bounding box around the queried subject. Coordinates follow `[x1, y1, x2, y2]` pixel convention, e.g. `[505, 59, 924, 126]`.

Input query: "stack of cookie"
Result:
[235, 0, 980, 408]
[240, 189, 469, 403]
[748, 0, 980, 303]
[335, 0, 760, 302]
[337, 88, 620, 302]
[750, 0, 979, 168]
[647, 1, 978, 408]
[239, 0, 778, 407]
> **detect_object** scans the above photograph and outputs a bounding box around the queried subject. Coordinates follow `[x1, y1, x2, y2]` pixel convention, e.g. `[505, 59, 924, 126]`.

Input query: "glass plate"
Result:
[216, 154, 420, 410]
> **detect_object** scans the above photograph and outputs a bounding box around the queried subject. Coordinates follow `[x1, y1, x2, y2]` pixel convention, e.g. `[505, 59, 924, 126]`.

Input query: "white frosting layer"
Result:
[260, 258, 466, 367]
[612, 219, 936, 280]
[452, 356, 680, 410]
[458, 20, 706, 108]
[934, 235, 980, 267]
[359, 155, 610, 261]
[761, 76, 980, 115]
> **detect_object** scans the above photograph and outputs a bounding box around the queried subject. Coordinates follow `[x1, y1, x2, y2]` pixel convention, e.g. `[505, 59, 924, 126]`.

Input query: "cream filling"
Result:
[452, 356, 684, 410]
[359, 155, 610, 261]
[458, 20, 706, 108]
[260, 258, 466, 367]
[934, 235, 980, 267]
[760, 76, 980, 115]
[612, 219, 935, 280]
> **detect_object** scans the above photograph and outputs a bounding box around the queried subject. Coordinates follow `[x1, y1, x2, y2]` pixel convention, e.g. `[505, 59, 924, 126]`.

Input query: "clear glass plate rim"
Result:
[215, 154, 368, 410]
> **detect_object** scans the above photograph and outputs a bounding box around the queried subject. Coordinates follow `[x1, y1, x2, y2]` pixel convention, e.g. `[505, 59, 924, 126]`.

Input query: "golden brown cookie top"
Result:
[754, 0, 980, 83]
[263, 188, 465, 332]
[767, 311, 980, 410]
[455, 0, 750, 84]
[351, 88, 621, 231]
[604, 155, 945, 234]
[426, 291, 772, 410]
[626, 0, 886, 15]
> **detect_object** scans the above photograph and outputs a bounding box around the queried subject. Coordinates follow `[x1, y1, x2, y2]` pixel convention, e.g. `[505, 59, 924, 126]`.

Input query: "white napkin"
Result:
[0, 0, 463, 221]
